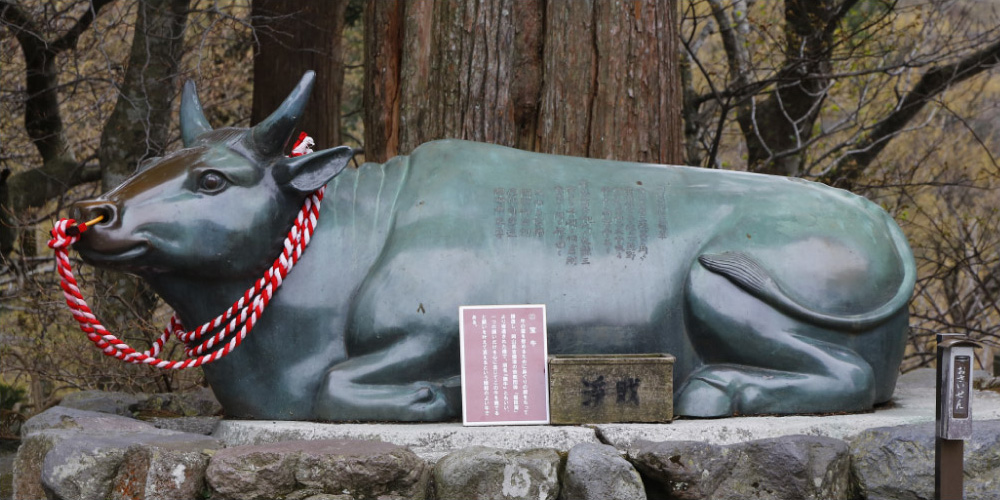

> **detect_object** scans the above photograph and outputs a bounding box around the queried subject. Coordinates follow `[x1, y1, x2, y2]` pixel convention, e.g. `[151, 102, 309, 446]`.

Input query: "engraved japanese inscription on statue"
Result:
[493, 182, 669, 265]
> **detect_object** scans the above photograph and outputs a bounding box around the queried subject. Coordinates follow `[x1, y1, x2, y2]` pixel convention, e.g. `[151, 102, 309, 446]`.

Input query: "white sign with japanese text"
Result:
[459, 304, 549, 426]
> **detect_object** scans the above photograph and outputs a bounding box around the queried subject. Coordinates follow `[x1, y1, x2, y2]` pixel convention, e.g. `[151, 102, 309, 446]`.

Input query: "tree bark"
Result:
[251, 0, 348, 150]
[0, 169, 12, 259]
[727, 0, 857, 176]
[363, 0, 683, 165]
[363, 0, 405, 162]
[95, 0, 192, 331]
[99, 0, 191, 188]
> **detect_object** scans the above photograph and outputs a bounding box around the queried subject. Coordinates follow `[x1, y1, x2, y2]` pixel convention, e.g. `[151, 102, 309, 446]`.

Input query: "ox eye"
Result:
[198, 171, 228, 193]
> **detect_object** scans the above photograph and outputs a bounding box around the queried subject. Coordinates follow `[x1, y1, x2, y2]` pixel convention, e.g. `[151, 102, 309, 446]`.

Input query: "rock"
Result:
[13, 407, 220, 500]
[433, 446, 562, 500]
[629, 440, 734, 500]
[631, 435, 854, 500]
[131, 387, 222, 418]
[850, 420, 1000, 500]
[974, 371, 1000, 392]
[1, 450, 15, 500]
[213, 420, 599, 462]
[206, 439, 430, 500]
[147, 416, 221, 435]
[559, 442, 645, 500]
[59, 390, 147, 417]
[21, 406, 156, 437]
[110, 439, 222, 500]
[41, 431, 221, 500]
[13, 430, 65, 500]
[14, 408, 158, 500]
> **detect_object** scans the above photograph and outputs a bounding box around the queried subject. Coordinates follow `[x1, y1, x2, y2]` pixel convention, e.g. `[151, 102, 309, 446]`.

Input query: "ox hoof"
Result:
[406, 382, 455, 421]
[676, 378, 732, 417]
[414, 386, 434, 402]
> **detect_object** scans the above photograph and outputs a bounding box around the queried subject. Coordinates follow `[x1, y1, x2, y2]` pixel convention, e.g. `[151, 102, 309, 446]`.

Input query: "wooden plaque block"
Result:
[548, 354, 674, 424]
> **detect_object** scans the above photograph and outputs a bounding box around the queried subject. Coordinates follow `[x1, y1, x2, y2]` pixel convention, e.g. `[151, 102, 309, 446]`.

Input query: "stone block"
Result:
[59, 390, 147, 417]
[148, 416, 221, 435]
[850, 420, 1000, 500]
[13, 430, 65, 500]
[41, 431, 220, 500]
[131, 387, 222, 418]
[433, 446, 561, 500]
[212, 420, 599, 462]
[41, 433, 140, 500]
[22, 406, 155, 437]
[110, 439, 223, 500]
[1, 450, 14, 500]
[206, 439, 430, 500]
[549, 354, 673, 424]
[631, 435, 854, 500]
[14, 408, 158, 500]
[559, 442, 645, 500]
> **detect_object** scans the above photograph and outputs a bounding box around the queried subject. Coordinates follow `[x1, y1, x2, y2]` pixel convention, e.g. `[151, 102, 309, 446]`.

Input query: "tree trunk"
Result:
[95, 0, 191, 334]
[99, 0, 190, 188]
[251, 0, 348, 151]
[363, 0, 405, 162]
[733, 0, 850, 177]
[364, 0, 683, 164]
[0, 169, 12, 260]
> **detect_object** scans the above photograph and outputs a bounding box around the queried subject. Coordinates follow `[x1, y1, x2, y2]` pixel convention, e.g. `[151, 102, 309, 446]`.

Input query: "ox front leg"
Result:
[314, 334, 461, 422]
[677, 262, 878, 417]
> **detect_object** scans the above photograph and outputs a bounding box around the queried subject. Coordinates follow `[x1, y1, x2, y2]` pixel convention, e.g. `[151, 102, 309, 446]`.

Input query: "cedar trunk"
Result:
[252, 0, 348, 150]
[364, 0, 683, 164]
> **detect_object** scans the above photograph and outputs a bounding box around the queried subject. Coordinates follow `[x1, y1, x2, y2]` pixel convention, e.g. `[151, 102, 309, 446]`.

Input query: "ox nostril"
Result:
[89, 206, 114, 225]
[73, 202, 116, 227]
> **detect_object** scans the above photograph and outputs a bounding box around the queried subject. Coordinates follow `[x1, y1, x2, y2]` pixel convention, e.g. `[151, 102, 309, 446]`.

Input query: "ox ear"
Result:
[274, 146, 354, 193]
[180, 80, 212, 147]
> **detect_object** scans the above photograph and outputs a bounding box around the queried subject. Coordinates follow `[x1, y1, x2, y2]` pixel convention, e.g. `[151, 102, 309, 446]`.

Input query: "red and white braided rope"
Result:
[47, 187, 324, 370]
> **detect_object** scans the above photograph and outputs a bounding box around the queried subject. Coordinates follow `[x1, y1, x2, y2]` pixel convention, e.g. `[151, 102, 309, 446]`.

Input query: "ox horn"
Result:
[249, 71, 316, 158]
[180, 80, 213, 147]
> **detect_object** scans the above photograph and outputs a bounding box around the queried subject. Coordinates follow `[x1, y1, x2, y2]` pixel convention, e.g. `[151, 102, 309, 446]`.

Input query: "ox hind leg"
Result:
[676, 262, 877, 417]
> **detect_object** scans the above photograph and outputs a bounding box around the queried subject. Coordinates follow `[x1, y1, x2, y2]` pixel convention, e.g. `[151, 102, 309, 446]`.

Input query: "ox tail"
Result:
[698, 224, 916, 332]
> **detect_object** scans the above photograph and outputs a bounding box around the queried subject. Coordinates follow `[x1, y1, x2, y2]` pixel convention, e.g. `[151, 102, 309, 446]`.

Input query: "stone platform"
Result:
[13, 369, 1000, 499]
[214, 368, 1000, 460]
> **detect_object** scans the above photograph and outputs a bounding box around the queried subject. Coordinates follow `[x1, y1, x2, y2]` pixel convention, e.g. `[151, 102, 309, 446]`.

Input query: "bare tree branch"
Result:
[50, 0, 117, 52]
[0, 0, 115, 260]
[738, 0, 850, 176]
[825, 38, 1000, 188]
[3, 160, 101, 211]
[2, 0, 75, 166]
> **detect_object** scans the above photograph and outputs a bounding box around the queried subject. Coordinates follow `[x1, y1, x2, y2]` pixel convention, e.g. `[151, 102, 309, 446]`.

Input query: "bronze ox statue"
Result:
[73, 72, 916, 421]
